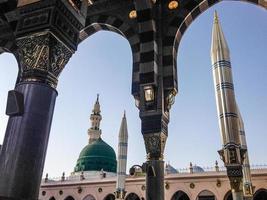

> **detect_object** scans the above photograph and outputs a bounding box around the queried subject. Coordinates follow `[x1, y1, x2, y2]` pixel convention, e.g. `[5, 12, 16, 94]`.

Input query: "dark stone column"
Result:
[146, 160, 164, 200]
[0, 0, 88, 198]
[0, 30, 73, 200]
[141, 112, 169, 200]
[143, 130, 167, 200]
[0, 82, 57, 200]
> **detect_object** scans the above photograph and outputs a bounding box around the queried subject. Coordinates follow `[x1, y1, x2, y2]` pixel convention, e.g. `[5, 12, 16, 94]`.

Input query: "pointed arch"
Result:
[79, 15, 140, 98]
[163, 0, 267, 91]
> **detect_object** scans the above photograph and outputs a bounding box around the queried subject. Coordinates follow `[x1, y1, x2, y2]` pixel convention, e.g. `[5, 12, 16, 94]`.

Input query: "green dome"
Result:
[74, 138, 117, 173]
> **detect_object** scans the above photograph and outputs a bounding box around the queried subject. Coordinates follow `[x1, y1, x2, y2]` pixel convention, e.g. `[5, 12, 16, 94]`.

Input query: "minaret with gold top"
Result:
[211, 11, 247, 200]
[88, 94, 102, 144]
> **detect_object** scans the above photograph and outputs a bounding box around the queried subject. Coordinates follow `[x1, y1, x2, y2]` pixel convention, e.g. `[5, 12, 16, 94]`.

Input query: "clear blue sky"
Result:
[0, 2, 266, 178]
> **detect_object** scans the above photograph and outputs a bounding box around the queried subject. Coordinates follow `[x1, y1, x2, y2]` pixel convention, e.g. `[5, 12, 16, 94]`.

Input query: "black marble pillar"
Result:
[0, 82, 57, 200]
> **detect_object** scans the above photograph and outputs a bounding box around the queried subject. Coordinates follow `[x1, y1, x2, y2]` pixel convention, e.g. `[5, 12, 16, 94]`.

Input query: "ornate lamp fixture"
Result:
[144, 86, 155, 102]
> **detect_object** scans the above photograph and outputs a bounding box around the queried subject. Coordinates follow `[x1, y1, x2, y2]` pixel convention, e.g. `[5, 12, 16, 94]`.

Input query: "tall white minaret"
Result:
[88, 94, 102, 144]
[211, 11, 240, 146]
[237, 107, 253, 199]
[211, 11, 245, 200]
[115, 111, 128, 200]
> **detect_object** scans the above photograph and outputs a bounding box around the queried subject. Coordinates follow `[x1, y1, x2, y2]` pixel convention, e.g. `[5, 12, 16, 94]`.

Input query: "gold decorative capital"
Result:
[144, 132, 167, 160]
[16, 32, 73, 88]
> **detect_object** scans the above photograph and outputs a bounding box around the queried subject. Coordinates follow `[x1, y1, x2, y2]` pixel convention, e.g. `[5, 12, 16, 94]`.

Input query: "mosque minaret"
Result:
[115, 112, 129, 200]
[211, 11, 252, 200]
[36, 12, 267, 200]
[211, 11, 240, 147]
[74, 95, 117, 174]
[88, 94, 102, 144]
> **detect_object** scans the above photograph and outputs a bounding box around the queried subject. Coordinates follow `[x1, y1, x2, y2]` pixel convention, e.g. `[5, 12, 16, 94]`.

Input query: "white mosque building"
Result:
[39, 96, 267, 200]
[39, 14, 267, 200]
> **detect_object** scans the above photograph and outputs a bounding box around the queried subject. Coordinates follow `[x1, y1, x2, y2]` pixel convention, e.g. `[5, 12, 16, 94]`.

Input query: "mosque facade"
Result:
[38, 12, 267, 200]
[39, 97, 267, 200]
[40, 168, 267, 200]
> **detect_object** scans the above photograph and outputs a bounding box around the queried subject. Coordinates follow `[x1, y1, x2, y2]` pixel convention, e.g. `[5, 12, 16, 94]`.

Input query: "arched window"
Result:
[83, 194, 96, 200]
[104, 194, 115, 200]
[197, 190, 216, 200]
[49, 197, 56, 200]
[64, 196, 75, 200]
[171, 191, 190, 200]
[125, 193, 141, 200]
[254, 189, 267, 200]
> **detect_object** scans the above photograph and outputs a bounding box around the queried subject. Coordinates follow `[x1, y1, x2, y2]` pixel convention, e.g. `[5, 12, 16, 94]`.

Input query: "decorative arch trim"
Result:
[79, 15, 140, 97]
[134, 0, 158, 87]
[163, 0, 267, 92]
